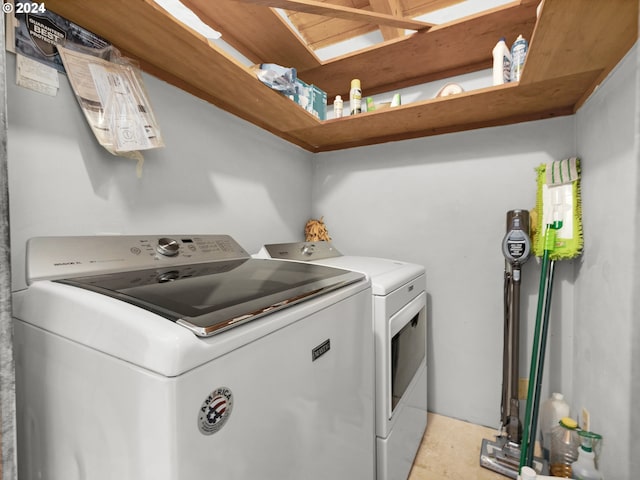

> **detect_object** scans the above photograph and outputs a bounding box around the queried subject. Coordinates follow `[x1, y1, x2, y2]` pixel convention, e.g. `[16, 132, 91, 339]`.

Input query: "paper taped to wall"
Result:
[57, 43, 164, 158]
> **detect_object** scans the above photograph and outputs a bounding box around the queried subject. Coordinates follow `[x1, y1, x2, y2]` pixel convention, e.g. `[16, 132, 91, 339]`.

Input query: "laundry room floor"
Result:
[409, 412, 511, 479]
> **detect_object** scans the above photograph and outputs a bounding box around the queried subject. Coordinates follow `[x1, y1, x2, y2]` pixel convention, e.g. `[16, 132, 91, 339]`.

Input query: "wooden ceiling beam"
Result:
[182, 0, 321, 69]
[233, 0, 434, 31]
[369, 0, 405, 41]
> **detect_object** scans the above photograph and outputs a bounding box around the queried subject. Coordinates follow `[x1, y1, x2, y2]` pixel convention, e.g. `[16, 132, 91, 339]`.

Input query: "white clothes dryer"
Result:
[14, 235, 376, 480]
[256, 242, 428, 480]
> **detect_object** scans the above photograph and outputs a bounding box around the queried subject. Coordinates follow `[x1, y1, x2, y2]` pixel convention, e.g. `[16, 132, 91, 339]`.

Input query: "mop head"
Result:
[532, 157, 583, 259]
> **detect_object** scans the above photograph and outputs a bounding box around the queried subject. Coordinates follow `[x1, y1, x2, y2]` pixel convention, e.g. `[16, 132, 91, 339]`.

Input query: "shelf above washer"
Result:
[40, 0, 638, 152]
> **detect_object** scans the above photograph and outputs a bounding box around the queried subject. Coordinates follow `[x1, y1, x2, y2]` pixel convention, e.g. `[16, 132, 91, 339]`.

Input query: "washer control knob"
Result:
[300, 244, 314, 256]
[156, 237, 180, 257]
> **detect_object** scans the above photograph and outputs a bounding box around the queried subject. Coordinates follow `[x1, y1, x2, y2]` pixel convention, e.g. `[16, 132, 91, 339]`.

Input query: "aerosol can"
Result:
[349, 79, 362, 115]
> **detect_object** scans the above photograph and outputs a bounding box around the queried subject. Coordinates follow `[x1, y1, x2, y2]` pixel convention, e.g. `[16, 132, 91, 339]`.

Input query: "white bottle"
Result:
[492, 37, 511, 85]
[511, 34, 529, 82]
[333, 95, 343, 118]
[349, 79, 362, 115]
[571, 445, 603, 479]
[540, 393, 570, 461]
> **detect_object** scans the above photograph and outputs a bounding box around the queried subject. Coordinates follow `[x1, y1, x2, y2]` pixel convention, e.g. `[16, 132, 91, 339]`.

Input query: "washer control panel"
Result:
[26, 235, 250, 283]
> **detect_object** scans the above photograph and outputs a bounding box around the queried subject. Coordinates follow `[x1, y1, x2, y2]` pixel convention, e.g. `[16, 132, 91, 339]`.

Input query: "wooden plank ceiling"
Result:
[183, 0, 462, 67]
[182, 0, 536, 99]
[182, 0, 463, 72]
[273, 0, 456, 47]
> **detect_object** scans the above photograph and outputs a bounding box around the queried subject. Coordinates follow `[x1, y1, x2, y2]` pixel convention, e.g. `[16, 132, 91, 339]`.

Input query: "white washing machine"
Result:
[13, 235, 376, 480]
[256, 242, 428, 480]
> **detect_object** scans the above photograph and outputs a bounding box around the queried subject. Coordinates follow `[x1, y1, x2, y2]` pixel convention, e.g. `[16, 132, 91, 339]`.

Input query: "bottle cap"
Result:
[335, 95, 342, 101]
[351, 79, 361, 90]
[560, 417, 578, 429]
[520, 466, 537, 480]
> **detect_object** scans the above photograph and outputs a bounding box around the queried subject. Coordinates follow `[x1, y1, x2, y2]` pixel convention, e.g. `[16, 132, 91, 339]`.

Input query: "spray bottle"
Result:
[349, 79, 362, 115]
[571, 431, 604, 480]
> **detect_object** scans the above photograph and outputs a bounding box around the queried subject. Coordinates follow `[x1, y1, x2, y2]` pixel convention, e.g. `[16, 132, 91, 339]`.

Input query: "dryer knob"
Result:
[300, 245, 314, 256]
[157, 237, 180, 257]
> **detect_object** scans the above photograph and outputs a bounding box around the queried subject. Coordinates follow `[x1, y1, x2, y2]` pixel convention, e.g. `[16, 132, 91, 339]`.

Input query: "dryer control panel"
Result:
[260, 242, 342, 262]
[26, 234, 250, 284]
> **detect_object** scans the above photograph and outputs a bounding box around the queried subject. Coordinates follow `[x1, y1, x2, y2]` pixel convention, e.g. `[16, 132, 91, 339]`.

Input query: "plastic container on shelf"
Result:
[549, 417, 581, 477]
[541, 393, 571, 461]
[571, 431, 604, 480]
[510, 34, 529, 82]
[492, 37, 511, 85]
[333, 95, 343, 118]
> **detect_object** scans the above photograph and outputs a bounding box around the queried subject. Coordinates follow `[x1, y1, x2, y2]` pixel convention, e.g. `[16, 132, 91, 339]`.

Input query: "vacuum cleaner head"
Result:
[480, 435, 546, 478]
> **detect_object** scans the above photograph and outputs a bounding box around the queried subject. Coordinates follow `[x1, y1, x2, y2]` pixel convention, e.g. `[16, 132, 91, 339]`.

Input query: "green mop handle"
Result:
[519, 249, 549, 468]
[519, 222, 561, 469]
[526, 259, 556, 466]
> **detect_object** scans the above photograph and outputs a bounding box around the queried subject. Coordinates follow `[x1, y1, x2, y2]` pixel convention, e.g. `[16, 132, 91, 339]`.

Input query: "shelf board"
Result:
[40, 0, 638, 153]
[288, 71, 599, 152]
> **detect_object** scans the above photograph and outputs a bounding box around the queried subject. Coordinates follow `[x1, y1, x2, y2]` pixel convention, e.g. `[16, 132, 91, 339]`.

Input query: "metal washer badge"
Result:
[198, 387, 233, 435]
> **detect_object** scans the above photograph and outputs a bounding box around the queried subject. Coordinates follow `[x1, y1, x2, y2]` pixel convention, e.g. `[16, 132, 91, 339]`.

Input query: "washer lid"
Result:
[58, 258, 364, 337]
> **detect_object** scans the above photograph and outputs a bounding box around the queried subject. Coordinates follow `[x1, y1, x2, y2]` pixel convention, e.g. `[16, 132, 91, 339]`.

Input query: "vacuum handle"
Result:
[502, 215, 531, 266]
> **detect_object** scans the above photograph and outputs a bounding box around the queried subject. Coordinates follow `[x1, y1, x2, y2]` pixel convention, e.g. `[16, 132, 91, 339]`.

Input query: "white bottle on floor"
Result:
[541, 393, 570, 461]
[571, 445, 603, 479]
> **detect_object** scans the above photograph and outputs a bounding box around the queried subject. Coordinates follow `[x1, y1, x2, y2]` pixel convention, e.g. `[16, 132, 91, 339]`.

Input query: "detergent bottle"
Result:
[492, 37, 511, 85]
[510, 34, 528, 82]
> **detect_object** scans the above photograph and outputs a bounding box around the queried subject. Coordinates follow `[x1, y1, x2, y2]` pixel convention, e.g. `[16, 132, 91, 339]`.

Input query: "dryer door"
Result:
[389, 291, 427, 415]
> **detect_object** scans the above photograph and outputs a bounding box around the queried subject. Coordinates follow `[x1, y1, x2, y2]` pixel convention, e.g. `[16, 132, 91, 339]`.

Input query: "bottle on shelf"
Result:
[492, 37, 511, 85]
[510, 34, 529, 82]
[549, 417, 581, 477]
[349, 79, 362, 115]
[333, 95, 344, 118]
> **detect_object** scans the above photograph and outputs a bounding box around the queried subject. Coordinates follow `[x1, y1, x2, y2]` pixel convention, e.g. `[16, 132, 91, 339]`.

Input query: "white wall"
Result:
[6, 53, 313, 291]
[311, 44, 639, 477]
[311, 115, 577, 428]
[574, 44, 638, 479]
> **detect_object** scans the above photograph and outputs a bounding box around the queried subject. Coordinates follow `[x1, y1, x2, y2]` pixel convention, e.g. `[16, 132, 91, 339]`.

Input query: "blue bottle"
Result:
[510, 34, 528, 82]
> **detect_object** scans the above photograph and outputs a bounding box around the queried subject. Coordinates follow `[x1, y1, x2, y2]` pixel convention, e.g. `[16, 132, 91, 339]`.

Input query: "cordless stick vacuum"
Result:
[480, 210, 542, 478]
